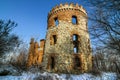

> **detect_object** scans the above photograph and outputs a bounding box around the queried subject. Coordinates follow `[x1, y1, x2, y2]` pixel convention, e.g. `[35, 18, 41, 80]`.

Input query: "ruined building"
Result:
[27, 39, 45, 67]
[27, 3, 92, 74]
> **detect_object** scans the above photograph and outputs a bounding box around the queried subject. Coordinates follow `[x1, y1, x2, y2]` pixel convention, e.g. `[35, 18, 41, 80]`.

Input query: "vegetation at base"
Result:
[0, 1, 120, 78]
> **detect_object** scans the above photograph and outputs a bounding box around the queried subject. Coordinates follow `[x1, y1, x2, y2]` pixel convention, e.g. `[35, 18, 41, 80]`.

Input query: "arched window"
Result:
[54, 17, 58, 26]
[72, 16, 77, 24]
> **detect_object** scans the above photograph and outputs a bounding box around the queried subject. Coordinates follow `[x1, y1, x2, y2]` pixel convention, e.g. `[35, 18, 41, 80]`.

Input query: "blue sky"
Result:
[0, 0, 90, 43]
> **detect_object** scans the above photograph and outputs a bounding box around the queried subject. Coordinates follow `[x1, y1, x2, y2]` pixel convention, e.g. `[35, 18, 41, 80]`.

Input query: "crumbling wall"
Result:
[42, 3, 92, 74]
[27, 3, 92, 74]
[26, 38, 45, 67]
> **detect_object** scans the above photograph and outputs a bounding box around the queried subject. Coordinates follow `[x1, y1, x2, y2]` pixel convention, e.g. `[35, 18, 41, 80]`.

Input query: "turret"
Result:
[42, 3, 92, 74]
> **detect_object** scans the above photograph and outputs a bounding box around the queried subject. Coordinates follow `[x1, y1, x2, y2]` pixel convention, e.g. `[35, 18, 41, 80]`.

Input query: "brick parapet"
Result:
[48, 3, 87, 18]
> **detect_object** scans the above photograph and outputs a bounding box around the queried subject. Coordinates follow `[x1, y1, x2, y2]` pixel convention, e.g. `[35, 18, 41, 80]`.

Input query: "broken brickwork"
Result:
[42, 3, 92, 74]
[27, 3, 92, 74]
[27, 38, 45, 67]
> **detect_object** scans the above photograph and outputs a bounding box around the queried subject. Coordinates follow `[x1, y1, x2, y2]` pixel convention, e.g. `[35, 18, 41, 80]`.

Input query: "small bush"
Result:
[117, 73, 120, 79]
[34, 75, 54, 80]
[27, 65, 44, 73]
[88, 68, 101, 76]
[10, 52, 27, 71]
[0, 70, 10, 76]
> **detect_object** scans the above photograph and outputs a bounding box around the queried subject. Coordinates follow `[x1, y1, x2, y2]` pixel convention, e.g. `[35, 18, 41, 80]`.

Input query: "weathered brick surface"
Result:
[27, 3, 92, 74]
[42, 3, 92, 74]
[27, 39, 45, 67]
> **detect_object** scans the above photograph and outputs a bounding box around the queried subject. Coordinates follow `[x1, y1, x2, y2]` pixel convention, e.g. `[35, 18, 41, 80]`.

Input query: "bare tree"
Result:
[9, 42, 28, 71]
[86, 0, 120, 54]
[0, 20, 21, 57]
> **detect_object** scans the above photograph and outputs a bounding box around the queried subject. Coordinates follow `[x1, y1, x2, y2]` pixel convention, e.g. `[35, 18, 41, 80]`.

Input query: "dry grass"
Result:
[9, 52, 27, 71]
[92, 51, 120, 74]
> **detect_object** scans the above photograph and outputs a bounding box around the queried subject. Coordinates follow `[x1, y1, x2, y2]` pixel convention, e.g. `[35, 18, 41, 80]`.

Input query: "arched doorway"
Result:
[47, 53, 56, 70]
[74, 56, 81, 69]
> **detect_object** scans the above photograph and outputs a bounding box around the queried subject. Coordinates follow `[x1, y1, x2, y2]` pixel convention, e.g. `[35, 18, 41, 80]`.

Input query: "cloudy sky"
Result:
[0, 0, 90, 43]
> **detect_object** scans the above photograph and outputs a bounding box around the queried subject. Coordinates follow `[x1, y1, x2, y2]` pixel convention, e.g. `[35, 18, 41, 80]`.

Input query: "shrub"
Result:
[10, 51, 28, 71]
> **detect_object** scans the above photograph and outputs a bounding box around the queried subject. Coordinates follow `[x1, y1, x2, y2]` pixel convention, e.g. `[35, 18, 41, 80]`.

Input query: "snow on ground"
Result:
[0, 72, 117, 80]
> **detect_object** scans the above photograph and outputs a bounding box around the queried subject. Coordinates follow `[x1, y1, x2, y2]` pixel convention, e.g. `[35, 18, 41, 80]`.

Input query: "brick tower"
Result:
[42, 3, 92, 74]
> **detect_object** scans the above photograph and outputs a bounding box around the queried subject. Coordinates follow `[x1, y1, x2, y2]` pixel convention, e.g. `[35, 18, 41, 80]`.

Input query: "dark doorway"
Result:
[51, 57, 55, 69]
[74, 56, 81, 68]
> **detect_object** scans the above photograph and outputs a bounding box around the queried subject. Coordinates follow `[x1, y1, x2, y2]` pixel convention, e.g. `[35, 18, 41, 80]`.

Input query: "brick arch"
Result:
[70, 30, 81, 41]
[48, 15, 59, 29]
[70, 30, 79, 35]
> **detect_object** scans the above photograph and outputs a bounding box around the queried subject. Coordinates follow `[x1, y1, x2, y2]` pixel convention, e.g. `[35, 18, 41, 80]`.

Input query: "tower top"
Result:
[48, 3, 87, 18]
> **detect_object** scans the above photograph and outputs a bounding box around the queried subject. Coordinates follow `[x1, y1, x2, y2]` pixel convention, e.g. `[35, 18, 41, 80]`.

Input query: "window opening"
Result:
[73, 34, 79, 53]
[54, 17, 58, 26]
[53, 35, 57, 44]
[73, 34, 78, 41]
[74, 46, 78, 53]
[72, 16, 77, 24]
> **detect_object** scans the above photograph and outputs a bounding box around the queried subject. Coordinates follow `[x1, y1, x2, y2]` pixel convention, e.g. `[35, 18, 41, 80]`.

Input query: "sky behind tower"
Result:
[0, 0, 90, 43]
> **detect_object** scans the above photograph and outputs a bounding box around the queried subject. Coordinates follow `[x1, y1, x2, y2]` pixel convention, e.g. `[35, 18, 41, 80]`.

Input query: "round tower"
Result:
[43, 3, 92, 74]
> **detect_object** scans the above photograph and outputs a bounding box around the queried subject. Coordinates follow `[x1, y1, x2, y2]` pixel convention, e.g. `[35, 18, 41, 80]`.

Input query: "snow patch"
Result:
[0, 72, 117, 80]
